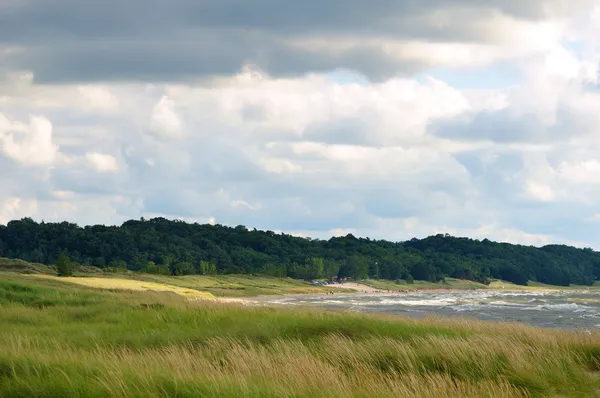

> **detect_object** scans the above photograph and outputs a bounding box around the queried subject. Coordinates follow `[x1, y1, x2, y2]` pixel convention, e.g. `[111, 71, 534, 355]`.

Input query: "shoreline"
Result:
[214, 284, 570, 304]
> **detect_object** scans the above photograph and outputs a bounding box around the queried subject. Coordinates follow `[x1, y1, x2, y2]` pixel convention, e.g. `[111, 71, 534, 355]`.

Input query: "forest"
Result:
[1, 217, 599, 286]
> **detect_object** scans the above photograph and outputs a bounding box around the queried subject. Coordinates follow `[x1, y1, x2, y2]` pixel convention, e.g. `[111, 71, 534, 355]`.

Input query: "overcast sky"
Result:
[1, 0, 600, 247]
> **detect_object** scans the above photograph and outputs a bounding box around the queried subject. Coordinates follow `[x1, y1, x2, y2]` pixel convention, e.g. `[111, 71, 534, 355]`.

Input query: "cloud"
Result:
[0, 0, 594, 82]
[77, 85, 119, 112]
[0, 198, 38, 225]
[85, 152, 119, 173]
[0, 1, 599, 249]
[0, 114, 59, 166]
[148, 95, 184, 140]
[525, 181, 556, 202]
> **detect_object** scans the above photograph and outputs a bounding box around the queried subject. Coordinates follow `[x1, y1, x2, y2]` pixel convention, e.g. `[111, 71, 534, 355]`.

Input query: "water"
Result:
[263, 290, 600, 330]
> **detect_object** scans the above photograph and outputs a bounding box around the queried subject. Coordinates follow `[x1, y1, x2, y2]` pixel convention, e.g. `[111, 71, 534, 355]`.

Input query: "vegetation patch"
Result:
[0, 273, 599, 397]
[2, 218, 600, 287]
[28, 274, 215, 300]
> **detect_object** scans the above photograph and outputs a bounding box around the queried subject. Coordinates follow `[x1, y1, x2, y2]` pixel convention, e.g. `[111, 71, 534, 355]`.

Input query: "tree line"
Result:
[1, 217, 599, 286]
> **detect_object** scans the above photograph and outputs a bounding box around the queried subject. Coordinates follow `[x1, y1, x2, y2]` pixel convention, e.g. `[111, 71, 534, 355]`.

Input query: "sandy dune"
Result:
[334, 283, 381, 293]
[30, 275, 216, 300]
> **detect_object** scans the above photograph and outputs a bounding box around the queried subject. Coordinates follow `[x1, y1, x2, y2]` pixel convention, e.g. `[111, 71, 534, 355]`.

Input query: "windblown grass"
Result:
[0, 257, 54, 274]
[1, 273, 599, 397]
[107, 273, 356, 297]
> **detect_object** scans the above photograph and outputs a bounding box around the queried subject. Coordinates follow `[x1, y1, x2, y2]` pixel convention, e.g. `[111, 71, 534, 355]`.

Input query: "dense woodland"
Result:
[1, 217, 599, 286]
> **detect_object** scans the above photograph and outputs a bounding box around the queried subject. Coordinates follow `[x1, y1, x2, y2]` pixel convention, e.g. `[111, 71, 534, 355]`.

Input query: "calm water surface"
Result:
[264, 290, 600, 330]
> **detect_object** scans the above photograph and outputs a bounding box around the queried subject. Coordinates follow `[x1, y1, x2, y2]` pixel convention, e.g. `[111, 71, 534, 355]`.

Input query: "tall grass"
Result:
[1, 274, 599, 397]
[111, 273, 357, 297]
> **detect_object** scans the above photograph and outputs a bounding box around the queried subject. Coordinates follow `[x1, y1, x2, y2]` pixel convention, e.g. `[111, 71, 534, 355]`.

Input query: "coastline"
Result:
[213, 283, 568, 305]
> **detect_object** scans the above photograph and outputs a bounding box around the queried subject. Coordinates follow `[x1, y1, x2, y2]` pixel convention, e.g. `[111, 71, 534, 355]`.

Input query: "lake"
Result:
[263, 289, 600, 330]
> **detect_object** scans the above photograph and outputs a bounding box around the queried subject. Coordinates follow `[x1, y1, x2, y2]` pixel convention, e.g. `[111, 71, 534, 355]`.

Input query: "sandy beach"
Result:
[214, 283, 490, 304]
[214, 282, 565, 305]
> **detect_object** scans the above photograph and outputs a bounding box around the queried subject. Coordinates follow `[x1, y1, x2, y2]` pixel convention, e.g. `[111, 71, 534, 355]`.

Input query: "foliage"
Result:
[0, 274, 599, 397]
[172, 261, 195, 276]
[199, 260, 217, 275]
[0, 217, 599, 286]
[141, 261, 170, 275]
[55, 251, 73, 277]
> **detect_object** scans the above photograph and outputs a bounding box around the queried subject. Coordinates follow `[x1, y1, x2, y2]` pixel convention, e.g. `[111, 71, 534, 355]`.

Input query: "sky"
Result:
[1, 1, 600, 248]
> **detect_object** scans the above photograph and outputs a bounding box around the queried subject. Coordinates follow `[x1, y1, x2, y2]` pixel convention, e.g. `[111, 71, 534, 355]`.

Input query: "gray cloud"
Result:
[433, 102, 600, 145]
[433, 111, 548, 143]
[1, 0, 587, 82]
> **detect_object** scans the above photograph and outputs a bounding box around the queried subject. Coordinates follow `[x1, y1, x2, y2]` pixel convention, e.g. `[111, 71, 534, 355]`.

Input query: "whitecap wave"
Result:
[376, 298, 457, 307]
[527, 303, 593, 312]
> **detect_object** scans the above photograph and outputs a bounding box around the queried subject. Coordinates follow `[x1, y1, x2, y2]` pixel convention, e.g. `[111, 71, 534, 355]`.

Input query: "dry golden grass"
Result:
[27, 274, 215, 300]
[2, 273, 600, 397]
[0, 334, 537, 397]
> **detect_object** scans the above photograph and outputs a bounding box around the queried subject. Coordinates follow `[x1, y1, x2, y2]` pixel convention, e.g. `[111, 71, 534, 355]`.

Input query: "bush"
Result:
[56, 251, 73, 277]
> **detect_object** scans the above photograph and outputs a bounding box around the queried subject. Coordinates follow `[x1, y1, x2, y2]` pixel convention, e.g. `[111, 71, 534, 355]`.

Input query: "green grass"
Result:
[0, 258, 354, 297]
[0, 257, 55, 274]
[113, 273, 356, 297]
[0, 257, 104, 276]
[0, 273, 599, 397]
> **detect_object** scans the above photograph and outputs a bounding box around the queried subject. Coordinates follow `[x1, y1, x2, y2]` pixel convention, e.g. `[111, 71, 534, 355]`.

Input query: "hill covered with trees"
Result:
[0, 217, 599, 286]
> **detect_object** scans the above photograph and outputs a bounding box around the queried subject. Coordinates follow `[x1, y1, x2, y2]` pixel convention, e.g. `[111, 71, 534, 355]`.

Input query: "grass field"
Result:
[117, 273, 355, 297]
[0, 257, 356, 298]
[1, 272, 599, 397]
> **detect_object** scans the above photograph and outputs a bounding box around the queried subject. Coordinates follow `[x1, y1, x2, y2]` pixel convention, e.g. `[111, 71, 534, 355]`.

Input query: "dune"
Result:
[29, 274, 215, 300]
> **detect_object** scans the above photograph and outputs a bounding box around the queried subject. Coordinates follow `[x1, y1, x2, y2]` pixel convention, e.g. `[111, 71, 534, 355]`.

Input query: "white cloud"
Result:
[231, 200, 262, 211]
[286, 15, 567, 70]
[543, 47, 582, 79]
[525, 181, 556, 202]
[558, 160, 600, 184]
[85, 152, 119, 173]
[0, 2, 599, 249]
[51, 190, 76, 200]
[148, 95, 184, 140]
[258, 158, 303, 174]
[0, 198, 38, 224]
[77, 85, 119, 112]
[0, 114, 58, 166]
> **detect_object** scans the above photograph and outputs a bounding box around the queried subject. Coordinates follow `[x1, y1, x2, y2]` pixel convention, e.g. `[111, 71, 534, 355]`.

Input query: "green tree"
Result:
[143, 261, 170, 275]
[56, 251, 73, 277]
[306, 257, 325, 279]
[200, 260, 217, 275]
[345, 255, 368, 280]
[173, 261, 195, 276]
[2, 217, 600, 286]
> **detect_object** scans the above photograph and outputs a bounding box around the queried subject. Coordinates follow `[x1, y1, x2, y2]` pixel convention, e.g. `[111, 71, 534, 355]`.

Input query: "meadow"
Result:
[112, 272, 356, 297]
[0, 257, 355, 298]
[1, 272, 600, 397]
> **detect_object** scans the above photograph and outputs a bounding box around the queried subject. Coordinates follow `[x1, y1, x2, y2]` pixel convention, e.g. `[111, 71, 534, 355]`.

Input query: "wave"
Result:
[451, 302, 523, 312]
[526, 303, 594, 312]
[377, 298, 457, 307]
